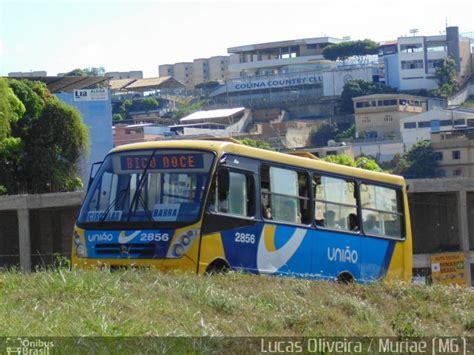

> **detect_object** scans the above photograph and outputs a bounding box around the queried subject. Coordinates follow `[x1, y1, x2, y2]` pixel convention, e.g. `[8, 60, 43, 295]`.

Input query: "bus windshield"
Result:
[77, 149, 215, 227]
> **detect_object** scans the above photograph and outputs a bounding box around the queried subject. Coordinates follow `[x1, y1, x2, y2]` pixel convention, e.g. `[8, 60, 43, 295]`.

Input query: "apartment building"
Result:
[379, 26, 472, 91]
[432, 128, 474, 178]
[226, 36, 342, 79]
[159, 56, 230, 88]
[353, 93, 427, 140]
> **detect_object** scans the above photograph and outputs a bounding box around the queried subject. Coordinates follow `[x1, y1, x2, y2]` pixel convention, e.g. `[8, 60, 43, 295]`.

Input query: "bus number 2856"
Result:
[234, 233, 255, 244]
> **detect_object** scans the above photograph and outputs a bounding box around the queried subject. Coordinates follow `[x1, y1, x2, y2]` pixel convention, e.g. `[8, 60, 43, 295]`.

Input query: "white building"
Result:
[226, 37, 342, 78]
[401, 109, 474, 149]
[379, 26, 472, 91]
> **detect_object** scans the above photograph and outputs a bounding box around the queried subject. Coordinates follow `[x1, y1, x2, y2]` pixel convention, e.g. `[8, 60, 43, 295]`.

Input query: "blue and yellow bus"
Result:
[72, 139, 412, 282]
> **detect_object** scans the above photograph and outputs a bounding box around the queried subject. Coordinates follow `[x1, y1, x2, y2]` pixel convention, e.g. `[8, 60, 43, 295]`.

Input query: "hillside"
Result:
[0, 269, 472, 339]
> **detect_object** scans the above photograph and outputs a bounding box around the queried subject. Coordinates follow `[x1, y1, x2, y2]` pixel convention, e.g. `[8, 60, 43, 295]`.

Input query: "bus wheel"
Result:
[336, 272, 354, 284]
[205, 259, 230, 275]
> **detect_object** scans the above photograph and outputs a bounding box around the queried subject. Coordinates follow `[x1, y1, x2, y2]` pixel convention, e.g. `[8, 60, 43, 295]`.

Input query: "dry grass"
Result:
[0, 268, 472, 337]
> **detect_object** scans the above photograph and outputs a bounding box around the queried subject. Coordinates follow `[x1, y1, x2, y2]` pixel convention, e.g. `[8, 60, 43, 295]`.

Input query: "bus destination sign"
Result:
[120, 154, 204, 170]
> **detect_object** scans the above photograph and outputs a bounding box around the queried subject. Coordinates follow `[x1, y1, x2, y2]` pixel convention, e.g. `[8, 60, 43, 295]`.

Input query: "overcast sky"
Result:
[0, 0, 472, 77]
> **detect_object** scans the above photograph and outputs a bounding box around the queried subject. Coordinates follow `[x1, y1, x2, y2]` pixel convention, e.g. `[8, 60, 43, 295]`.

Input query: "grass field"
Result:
[0, 268, 472, 337]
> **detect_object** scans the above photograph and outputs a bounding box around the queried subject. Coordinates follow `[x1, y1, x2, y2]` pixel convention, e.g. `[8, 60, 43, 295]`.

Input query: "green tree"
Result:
[113, 113, 124, 121]
[322, 39, 379, 63]
[335, 123, 355, 142]
[240, 138, 271, 150]
[171, 100, 207, 120]
[0, 78, 11, 140]
[138, 97, 160, 111]
[341, 79, 397, 114]
[7, 79, 45, 134]
[22, 98, 89, 192]
[324, 154, 382, 172]
[393, 141, 438, 178]
[355, 156, 382, 172]
[432, 57, 459, 98]
[324, 154, 355, 167]
[0, 79, 89, 195]
[309, 122, 338, 147]
[65, 67, 105, 76]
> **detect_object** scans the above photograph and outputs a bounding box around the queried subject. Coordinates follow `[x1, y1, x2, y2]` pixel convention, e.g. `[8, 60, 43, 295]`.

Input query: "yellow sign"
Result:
[430, 252, 467, 286]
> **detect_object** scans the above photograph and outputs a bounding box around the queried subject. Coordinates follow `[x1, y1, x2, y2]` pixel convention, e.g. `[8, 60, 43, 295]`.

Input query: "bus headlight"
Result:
[74, 232, 87, 258]
[173, 244, 185, 257]
[167, 229, 199, 258]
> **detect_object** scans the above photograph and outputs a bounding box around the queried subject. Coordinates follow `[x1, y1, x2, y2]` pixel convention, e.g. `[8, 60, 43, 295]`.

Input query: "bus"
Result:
[72, 139, 412, 283]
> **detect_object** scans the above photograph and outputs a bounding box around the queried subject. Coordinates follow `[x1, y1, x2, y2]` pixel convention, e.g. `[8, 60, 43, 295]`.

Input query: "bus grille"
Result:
[95, 243, 156, 256]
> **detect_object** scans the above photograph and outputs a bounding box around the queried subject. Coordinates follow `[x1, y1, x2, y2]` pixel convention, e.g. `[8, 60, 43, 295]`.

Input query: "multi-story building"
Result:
[431, 128, 474, 178]
[378, 26, 472, 91]
[105, 71, 143, 80]
[208, 56, 229, 81]
[401, 109, 474, 149]
[159, 64, 174, 77]
[192, 58, 209, 85]
[353, 93, 428, 140]
[8, 71, 47, 77]
[159, 56, 230, 88]
[172, 62, 194, 89]
[226, 36, 342, 79]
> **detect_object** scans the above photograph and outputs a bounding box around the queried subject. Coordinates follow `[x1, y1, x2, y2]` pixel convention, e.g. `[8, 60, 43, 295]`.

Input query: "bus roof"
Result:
[111, 140, 405, 187]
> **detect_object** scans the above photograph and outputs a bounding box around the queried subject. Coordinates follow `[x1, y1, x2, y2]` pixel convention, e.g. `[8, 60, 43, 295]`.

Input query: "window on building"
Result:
[427, 59, 444, 70]
[404, 122, 416, 129]
[454, 119, 466, 126]
[418, 121, 431, 128]
[401, 60, 424, 69]
[440, 120, 452, 126]
[313, 175, 359, 232]
[400, 43, 423, 53]
[453, 169, 462, 176]
[452, 151, 461, 160]
[356, 101, 371, 108]
[434, 152, 443, 161]
[261, 166, 310, 224]
[426, 44, 447, 52]
[382, 99, 398, 106]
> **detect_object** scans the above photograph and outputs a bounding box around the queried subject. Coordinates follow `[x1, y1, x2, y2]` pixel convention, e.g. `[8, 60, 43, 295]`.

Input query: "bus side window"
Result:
[208, 168, 255, 217]
[313, 174, 359, 232]
[360, 183, 404, 239]
[261, 165, 310, 224]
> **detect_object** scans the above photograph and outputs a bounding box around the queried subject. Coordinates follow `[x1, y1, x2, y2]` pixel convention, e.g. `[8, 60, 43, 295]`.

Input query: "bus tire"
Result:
[336, 272, 354, 284]
[205, 259, 230, 275]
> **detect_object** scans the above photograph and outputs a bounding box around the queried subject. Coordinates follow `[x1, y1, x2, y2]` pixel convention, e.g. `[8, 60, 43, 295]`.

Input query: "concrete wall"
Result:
[0, 192, 84, 271]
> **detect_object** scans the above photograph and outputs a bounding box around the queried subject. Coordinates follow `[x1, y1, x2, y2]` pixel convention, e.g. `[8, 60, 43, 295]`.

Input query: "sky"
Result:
[0, 0, 473, 77]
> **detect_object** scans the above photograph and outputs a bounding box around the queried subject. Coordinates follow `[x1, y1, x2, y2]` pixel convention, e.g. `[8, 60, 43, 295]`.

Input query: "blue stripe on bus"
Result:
[219, 223, 397, 282]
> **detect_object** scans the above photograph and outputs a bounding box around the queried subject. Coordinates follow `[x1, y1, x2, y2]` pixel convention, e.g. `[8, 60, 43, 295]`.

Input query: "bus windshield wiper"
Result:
[127, 149, 157, 222]
[98, 183, 131, 224]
